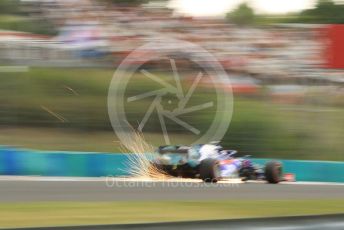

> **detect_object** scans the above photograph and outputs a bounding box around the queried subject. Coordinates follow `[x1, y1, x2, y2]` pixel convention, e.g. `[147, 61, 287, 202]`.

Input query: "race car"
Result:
[150, 142, 283, 183]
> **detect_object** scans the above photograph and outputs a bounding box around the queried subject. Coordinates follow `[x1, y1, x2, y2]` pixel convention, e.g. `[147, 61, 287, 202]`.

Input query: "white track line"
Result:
[0, 176, 242, 183]
[247, 180, 344, 186]
[0, 176, 343, 186]
[0, 176, 107, 182]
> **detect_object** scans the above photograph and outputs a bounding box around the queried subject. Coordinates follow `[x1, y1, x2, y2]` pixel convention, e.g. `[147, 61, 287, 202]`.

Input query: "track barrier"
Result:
[0, 146, 343, 182]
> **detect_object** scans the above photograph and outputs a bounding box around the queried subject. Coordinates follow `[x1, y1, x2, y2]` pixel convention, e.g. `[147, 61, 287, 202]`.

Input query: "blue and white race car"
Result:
[151, 142, 283, 183]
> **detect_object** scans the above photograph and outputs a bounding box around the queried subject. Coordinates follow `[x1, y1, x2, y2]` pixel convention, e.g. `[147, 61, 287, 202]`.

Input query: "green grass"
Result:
[0, 127, 195, 153]
[0, 68, 343, 160]
[0, 200, 343, 228]
[0, 14, 26, 22]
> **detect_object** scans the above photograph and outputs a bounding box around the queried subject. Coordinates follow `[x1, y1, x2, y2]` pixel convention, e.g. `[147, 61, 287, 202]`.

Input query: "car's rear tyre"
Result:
[264, 161, 282, 184]
[199, 158, 221, 183]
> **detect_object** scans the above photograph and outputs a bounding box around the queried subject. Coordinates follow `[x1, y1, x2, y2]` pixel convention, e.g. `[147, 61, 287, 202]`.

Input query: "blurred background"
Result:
[0, 0, 343, 160]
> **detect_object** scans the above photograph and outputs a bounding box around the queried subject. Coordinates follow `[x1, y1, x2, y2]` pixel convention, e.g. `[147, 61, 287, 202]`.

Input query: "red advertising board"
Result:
[324, 24, 344, 69]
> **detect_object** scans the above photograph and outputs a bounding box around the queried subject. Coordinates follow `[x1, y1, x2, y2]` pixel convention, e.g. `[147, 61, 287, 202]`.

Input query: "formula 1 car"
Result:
[150, 143, 283, 183]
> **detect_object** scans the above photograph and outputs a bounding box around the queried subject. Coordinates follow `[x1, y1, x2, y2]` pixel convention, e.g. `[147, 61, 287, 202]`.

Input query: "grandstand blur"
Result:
[1, 0, 343, 88]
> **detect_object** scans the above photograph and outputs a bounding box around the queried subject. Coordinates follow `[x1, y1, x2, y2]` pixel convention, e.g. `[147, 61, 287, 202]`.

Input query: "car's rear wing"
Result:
[157, 145, 190, 154]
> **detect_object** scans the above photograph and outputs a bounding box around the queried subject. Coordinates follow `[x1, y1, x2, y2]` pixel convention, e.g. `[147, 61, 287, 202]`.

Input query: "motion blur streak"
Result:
[0, 0, 344, 229]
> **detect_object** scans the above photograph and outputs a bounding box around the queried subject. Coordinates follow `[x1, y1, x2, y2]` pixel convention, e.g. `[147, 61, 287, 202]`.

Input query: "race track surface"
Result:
[11, 214, 344, 230]
[1, 177, 344, 202]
